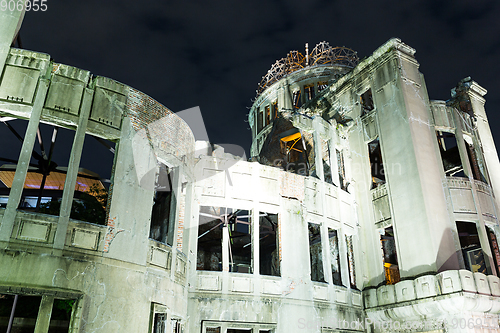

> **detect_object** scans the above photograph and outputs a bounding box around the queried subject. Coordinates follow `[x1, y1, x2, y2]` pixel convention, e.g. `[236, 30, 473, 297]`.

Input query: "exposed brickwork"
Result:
[103, 216, 125, 252]
[279, 171, 305, 201]
[126, 87, 195, 165]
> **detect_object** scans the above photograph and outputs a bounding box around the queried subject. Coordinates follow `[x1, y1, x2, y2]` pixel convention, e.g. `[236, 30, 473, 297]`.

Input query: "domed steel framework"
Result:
[256, 41, 358, 97]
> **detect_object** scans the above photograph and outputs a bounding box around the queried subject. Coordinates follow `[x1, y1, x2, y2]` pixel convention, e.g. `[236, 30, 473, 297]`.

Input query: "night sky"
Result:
[17, 0, 500, 161]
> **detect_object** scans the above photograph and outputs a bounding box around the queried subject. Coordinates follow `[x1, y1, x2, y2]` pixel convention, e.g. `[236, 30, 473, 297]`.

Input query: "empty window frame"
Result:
[272, 101, 278, 120]
[265, 106, 271, 127]
[153, 313, 168, 333]
[304, 85, 315, 101]
[0, 294, 76, 333]
[328, 228, 342, 286]
[197, 206, 224, 271]
[345, 235, 356, 289]
[149, 164, 176, 245]
[336, 149, 347, 191]
[292, 90, 302, 109]
[227, 330, 252, 333]
[229, 209, 252, 273]
[368, 139, 385, 189]
[436, 131, 465, 177]
[360, 88, 374, 116]
[257, 107, 263, 133]
[197, 207, 252, 273]
[6, 123, 76, 214]
[456, 221, 488, 274]
[308, 223, 325, 282]
[380, 227, 400, 285]
[260, 212, 280, 276]
[323, 140, 333, 185]
[68, 134, 116, 225]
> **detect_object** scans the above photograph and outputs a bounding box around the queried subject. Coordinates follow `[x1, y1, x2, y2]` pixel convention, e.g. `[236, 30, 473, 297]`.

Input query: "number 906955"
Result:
[1, 0, 48, 12]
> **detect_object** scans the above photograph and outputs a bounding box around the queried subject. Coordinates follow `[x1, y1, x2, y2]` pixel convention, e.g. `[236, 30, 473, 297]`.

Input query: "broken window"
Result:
[197, 206, 224, 271]
[0, 294, 76, 333]
[149, 164, 176, 246]
[457, 221, 488, 274]
[67, 134, 115, 225]
[153, 313, 167, 333]
[280, 130, 309, 175]
[292, 90, 302, 109]
[380, 227, 400, 285]
[436, 131, 465, 177]
[346, 235, 356, 289]
[0, 122, 76, 214]
[304, 84, 315, 101]
[487, 227, 500, 276]
[228, 209, 252, 273]
[272, 101, 278, 119]
[265, 105, 271, 126]
[336, 149, 347, 191]
[328, 228, 342, 286]
[360, 88, 374, 116]
[308, 223, 325, 282]
[317, 81, 328, 92]
[368, 139, 385, 189]
[197, 207, 252, 273]
[323, 141, 333, 185]
[260, 212, 280, 276]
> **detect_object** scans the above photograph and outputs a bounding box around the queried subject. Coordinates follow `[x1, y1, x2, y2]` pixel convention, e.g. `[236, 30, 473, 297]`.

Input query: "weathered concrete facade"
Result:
[2, 8, 500, 333]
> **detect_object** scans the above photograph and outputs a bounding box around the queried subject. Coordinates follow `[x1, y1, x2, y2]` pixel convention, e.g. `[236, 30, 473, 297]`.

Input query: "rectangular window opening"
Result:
[0, 293, 77, 333]
[328, 228, 342, 286]
[272, 101, 278, 119]
[149, 164, 176, 246]
[336, 149, 347, 191]
[229, 209, 252, 274]
[360, 88, 374, 116]
[304, 85, 315, 101]
[69, 134, 116, 225]
[368, 138, 385, 189]
[292, 90, 302, 109]
[265, 106, 271, 126]
[380, 227, 400, 285]
[323, 141, 333, 185]
[436, 131, 466, 178]
[260, 212, 280, 276]
[317, 81, 328, 92]
[257, 108, 263, 133]
[227, 330, 252, 333]
[197, 206, 224, 271]
[457, 221, 488, 274]
[308, 222, 325, 282]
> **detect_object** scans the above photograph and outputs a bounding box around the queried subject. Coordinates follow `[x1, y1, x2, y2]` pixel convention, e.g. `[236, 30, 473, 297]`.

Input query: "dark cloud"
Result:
[17, 0, 500, 160]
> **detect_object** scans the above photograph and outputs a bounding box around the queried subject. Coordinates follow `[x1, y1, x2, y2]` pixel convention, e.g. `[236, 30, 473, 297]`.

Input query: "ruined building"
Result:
[1, 9, 500, 333]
